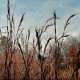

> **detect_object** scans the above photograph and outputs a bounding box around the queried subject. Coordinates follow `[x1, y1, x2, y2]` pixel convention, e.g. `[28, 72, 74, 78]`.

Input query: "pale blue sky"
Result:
[0, 0, 80, 38]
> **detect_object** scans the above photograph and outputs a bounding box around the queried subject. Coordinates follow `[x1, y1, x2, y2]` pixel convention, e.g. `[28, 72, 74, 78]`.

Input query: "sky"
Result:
[0, 0, 80, 41]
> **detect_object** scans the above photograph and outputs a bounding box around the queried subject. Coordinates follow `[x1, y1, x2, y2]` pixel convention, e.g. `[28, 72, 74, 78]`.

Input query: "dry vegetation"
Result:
[0, 0, 80, 80]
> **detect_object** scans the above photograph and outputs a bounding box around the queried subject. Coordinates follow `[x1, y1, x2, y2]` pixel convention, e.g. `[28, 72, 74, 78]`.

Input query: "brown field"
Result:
[0, 0, 80, 80]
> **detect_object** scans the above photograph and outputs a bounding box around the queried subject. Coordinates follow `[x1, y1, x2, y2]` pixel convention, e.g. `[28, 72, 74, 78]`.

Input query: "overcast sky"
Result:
[0, 0, 80, 40]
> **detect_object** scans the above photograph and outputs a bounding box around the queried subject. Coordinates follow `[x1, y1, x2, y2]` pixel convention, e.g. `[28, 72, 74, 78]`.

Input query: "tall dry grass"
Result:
[0, 0, 79, 80]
